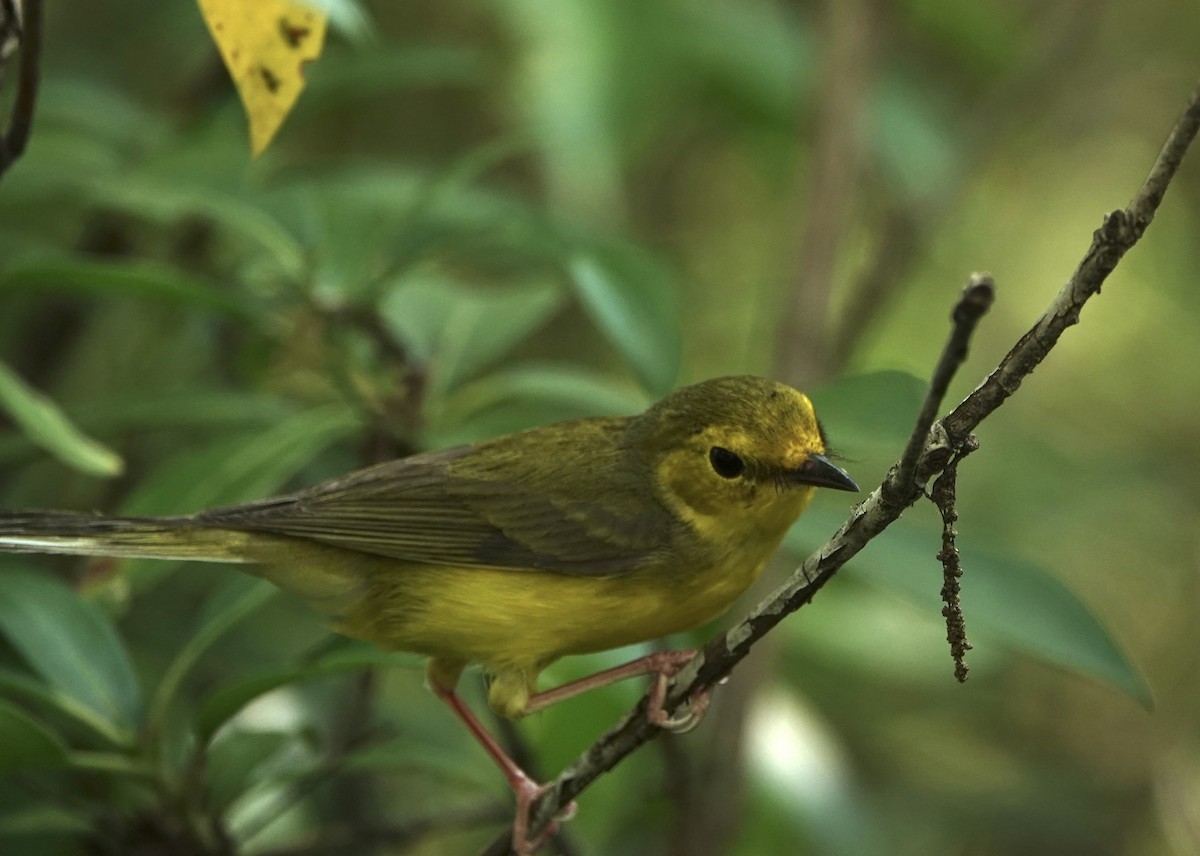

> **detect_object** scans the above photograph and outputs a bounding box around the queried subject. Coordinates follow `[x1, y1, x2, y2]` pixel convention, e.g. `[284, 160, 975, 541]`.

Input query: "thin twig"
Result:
[0, 0, 41, 178]
[0, 0, 20, 79]
[318, 303, 426, 456]
[495, 78, 1200, 853]
[505, 277, 993, 851]
[930, 436, 980, 681]
[893, 274, 995, 494]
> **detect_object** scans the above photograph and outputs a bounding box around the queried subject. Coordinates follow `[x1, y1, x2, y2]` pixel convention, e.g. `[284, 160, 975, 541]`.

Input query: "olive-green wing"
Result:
[196, 422, 683, 577]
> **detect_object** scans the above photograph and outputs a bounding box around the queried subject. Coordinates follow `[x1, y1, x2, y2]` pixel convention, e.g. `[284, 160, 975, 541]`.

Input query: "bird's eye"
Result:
[708, 446, 745, 479]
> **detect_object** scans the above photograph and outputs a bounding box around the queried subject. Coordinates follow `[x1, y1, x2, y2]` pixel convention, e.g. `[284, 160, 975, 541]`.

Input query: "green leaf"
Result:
[499, 0, 630, 226]
[949, 550, 1150, 706]
[786, 509, 1150, 705]
[0, 361, 124, 477]
[0, 805, 92, 837]
[444, 363, 649, 419]
[224, 750, 326, 843]
[872, 77, 963, 203]
[304, 45, 483, 101]
[809, 371, 928, 451]
[342, 733, 498, 793]
[380, 275, 566, 394]
[297, 163, 569, 285]
[0, 258, 259, 323]
[120, 404, 361, 518]
[0, 80, 163, 210]
[430, 363, 650, 445]
[147, 576, 280, 736]
[206, 730, 298, 813]
[63, 751, 159, 782]
[38, 78, 168, 151]
[116, 404, 362, 593]
[0, 667, 128, 747]
[568, 248, 680, 396]
[71, 390, 294, 437]
[0, 700, 69, 773]
[89, 175, 306, 280]
[195, 642, 403, 744]
[0, 390, 294, 468]
[664, 0, 815, 123]
[0, 569, 141, 738]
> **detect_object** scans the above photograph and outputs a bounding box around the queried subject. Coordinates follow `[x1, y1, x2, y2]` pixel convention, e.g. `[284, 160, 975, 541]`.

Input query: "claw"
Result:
[645, 654, 713, 733]
[649, 680, 712, 733]
[512, 778, 577, 855]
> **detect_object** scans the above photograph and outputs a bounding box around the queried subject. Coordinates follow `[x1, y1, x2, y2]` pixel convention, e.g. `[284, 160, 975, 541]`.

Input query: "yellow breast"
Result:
[335, 544, 769, 677]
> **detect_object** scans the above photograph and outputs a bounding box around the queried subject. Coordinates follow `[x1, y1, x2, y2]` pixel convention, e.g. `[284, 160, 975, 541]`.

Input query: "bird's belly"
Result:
[340, 555, 769, 673]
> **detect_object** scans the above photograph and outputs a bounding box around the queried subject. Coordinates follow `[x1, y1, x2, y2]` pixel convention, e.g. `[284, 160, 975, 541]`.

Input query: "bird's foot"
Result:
[512, 774, 577, 855]
[643, 649, 713, 733]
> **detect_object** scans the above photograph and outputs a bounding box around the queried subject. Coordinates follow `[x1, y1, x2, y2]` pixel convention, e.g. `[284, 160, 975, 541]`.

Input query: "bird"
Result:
[0, 375, 857, 853]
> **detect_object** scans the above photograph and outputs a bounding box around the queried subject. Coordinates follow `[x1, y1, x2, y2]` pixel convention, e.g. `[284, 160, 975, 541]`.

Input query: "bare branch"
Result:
[894, 274, 995, 493]
[494, 78, 1200, 853]
[930, 436, 980, 682]
[0, 0, 41, 179]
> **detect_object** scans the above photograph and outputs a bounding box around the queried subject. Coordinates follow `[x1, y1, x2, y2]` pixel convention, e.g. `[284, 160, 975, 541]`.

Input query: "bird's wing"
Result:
[196, 423, 682, 577]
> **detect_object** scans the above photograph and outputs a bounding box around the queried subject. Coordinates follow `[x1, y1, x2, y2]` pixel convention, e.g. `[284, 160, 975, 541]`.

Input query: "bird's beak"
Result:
[792, 454, 859, 492]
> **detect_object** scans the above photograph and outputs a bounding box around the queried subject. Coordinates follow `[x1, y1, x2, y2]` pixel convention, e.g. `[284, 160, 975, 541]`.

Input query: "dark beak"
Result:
[792, 454, 859, 492]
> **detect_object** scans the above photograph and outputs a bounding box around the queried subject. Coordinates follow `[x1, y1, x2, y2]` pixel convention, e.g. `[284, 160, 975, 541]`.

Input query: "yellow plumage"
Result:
[0, 376, 857, 851]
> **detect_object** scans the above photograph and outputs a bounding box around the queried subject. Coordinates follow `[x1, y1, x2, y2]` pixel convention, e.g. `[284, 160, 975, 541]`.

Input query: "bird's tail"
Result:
[0, 511, 254, 563]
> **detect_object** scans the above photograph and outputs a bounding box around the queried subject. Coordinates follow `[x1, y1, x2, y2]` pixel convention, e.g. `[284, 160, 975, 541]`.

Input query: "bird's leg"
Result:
[426, 649, 711, 853]
[524, 649, 712, 732]
[427, 661, 573, 855]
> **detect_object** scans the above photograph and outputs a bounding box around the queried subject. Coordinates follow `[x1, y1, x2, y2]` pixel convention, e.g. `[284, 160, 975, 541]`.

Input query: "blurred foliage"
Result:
[0, 1, 1198, 855]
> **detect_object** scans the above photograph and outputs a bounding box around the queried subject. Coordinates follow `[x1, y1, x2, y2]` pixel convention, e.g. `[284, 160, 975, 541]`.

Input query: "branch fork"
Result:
[486, 79, 1200, 855]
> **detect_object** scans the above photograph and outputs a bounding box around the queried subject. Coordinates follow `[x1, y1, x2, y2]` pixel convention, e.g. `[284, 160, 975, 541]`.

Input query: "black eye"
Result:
[709, 446, 745, 479]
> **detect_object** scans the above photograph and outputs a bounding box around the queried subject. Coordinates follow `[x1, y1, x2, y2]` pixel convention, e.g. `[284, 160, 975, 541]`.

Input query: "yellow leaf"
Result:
[197, 0, 327, 156]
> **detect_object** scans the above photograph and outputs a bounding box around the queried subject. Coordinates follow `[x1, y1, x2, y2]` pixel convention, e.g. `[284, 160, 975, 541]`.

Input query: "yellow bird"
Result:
[0, 375, 856, 853]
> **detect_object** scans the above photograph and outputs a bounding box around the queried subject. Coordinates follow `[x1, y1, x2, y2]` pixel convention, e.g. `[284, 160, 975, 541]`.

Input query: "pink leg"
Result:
[428, 649, 711, 851]
[524, 649, 712, 732]
[431, 683, 572, 854]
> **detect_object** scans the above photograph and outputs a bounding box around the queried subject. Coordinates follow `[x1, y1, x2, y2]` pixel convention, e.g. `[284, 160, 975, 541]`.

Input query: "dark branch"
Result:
[931, 436, 979, 681]
[894, 274, 995, 493]
[0, 0, 41, 179]
[492, 78, 1200, 854]
[500, 274, 996, 851]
